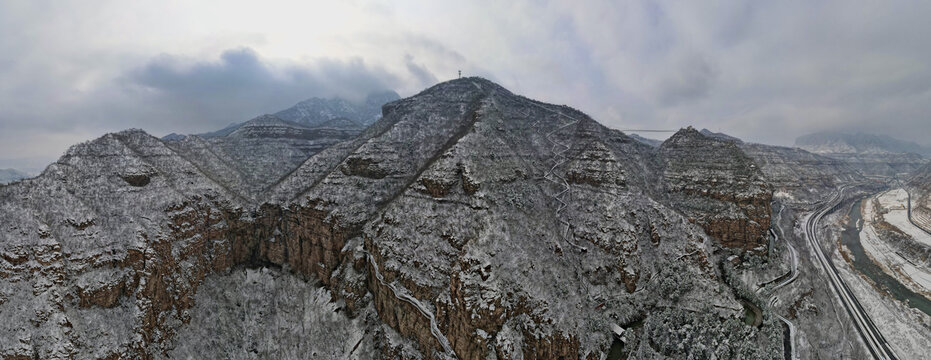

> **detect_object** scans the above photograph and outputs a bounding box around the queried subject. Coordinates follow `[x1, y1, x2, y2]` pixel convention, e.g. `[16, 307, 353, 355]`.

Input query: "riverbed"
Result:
[840, 198, 931, 316]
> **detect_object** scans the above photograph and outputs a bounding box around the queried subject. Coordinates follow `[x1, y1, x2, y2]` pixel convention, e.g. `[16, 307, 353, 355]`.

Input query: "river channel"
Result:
[840, 198, 931, 316]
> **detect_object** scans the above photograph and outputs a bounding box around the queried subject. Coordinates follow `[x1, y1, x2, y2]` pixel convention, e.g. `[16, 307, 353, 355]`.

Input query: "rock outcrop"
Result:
[659, 127, 772, 252]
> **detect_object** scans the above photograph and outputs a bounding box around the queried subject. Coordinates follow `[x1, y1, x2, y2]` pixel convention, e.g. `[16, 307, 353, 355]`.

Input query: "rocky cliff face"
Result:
[0, 78, 783, 359]
[659, 127, 772, 252]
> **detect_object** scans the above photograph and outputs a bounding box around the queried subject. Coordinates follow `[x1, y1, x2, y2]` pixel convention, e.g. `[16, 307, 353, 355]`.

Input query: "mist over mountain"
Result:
[627, 133, 662, 147]
[0, 168, 30, 185]
[274, 90, 401, 127]
[794, 131, 930, 177]
[190, 91, 400, 139]
[796, 131, 931, 156]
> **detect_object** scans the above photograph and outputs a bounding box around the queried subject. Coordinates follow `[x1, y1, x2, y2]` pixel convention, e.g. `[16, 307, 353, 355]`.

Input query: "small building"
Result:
[610, 323, 627, 343]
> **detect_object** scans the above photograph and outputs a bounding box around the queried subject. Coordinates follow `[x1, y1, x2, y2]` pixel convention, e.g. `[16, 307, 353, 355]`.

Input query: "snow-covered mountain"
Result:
[628, 133, 662, 147]
[739, 142, 865, 203]
[0, 78, 794, 359]
[796, 131, 931, 156]
[907, 163, 931, 231]
[190, 91, 398, 139]
[163, 114, 361, 200]
[11, 78, 919, 358]
[699, 128, 743, 144]
[273, 90, 400, 128]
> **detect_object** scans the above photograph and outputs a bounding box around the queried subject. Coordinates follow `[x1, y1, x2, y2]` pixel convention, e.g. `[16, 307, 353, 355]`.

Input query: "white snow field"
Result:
[878, 189, 931, 247]
[860, 192, 931, 295]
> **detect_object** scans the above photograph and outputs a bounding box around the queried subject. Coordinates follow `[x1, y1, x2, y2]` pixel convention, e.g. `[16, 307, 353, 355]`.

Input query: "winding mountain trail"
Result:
[365, 252, 455, 358]
[522, 99, 588, 252]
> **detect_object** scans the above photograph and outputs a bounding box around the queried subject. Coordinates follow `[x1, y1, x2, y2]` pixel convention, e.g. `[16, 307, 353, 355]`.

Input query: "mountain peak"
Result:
[275, 90, 400, 127]
[662, 126, 706, 145]
[699, 128, 742, 143]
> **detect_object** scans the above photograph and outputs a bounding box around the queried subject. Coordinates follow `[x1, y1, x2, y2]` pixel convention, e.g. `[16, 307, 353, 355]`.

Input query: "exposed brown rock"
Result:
[77, 280, 125, 308]
[121, 174, 150, 187]
[660, 127, 772, 252]
[341, 157, 389, 179]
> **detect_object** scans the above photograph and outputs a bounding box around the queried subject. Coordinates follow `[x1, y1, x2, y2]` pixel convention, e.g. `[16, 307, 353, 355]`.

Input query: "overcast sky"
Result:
[2, 1, 931, 171]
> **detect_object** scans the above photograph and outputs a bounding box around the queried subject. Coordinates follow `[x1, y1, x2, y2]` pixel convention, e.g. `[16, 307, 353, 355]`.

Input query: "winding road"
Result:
[764, 203, 799, 360]
[803, 189, 898, 360]
[771, 204, 799, 293]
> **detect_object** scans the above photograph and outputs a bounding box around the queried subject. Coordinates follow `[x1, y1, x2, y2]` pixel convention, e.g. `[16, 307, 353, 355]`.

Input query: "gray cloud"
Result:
[403, 54, 439, 88]
[3, 0, 931, 170]
[655, 53, 717, 107]
[127, 48, 398, 128]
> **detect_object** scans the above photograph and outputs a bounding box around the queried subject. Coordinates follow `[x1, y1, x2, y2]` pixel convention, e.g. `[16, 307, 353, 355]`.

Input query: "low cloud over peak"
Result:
[127, 47, 399, 128]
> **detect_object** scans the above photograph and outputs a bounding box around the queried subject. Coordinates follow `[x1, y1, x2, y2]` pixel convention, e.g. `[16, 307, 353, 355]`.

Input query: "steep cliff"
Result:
[659, 127, 772, 252]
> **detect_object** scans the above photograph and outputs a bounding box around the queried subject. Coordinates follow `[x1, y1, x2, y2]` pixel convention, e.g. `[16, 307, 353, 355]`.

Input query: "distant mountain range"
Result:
[699, 128, 742, 143]
[2, 78, 927, 359]
[0, 78, 789, 358]
[796, 131, 931, 156]
[795, 131, 930, 177]
[628, 133, 662, 147]
[170, 90, 401, 140]
[0, 168, 30, 185]
[275, 90, 400, 127]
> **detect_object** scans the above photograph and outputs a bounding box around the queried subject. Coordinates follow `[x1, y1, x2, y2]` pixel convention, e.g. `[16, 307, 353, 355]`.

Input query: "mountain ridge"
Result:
[183, 90, 400, 139]
[0, 77, 785, 359]
[796, 131, 931, 156]
[794, 131, 929, 177]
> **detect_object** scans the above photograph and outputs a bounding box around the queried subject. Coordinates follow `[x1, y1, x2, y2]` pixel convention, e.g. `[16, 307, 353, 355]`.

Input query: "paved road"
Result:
[771, 204, 799, 293]
[766, 203, 798, 360]
[804, 189, 898, 360]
